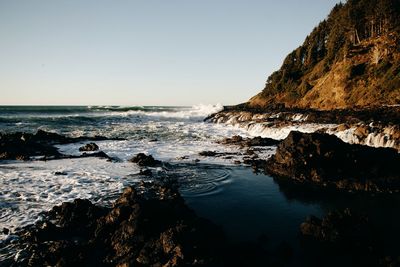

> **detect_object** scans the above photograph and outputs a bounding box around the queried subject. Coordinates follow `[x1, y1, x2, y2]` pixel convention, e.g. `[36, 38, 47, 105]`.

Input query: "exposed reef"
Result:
[265, 131, 400, 193]
[4, 182, 226, 267]
[129, 153, 163, 167]
[218, 135, 280, 147]
[0, 130, 118, 161]
[206, 106, 400, 151]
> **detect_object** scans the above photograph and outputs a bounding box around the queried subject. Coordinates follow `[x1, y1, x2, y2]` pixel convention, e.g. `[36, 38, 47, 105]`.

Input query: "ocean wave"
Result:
[120, 103, 224, 121]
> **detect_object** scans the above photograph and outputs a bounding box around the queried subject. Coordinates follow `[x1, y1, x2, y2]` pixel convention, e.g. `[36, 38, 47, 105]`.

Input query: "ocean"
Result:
[1, 105, 400, 265]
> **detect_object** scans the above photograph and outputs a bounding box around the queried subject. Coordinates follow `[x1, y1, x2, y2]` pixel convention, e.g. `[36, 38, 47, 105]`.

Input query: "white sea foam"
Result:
[0, 158, 141, 234]
[1, 110, 277, 237]
[327, 126, 399, 149]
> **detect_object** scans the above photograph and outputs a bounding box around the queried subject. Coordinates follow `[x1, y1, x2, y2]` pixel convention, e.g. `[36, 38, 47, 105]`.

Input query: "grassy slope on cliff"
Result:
[248, 0, 400, 110]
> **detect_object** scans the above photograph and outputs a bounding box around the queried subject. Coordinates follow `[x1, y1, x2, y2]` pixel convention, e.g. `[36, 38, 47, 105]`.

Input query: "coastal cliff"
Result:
[207, 0, 400, 151]
[248, 0, 400, 110]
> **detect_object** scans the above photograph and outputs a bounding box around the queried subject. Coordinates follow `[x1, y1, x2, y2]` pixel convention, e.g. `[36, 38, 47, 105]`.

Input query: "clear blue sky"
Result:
[0, 0, 341, 106]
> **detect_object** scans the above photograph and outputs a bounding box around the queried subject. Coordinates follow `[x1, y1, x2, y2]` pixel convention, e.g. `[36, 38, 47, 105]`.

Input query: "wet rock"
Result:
[266, 131, 400, 193]
[243, 158, 267, 172]
[79, 151, 112, 160]
[208, 106, 400, 125]
[0, 130, 120, 161]
[48, 198, 109, 234]
[300, 209, 371, 243]
[79, 142, 99, 152]
[299, 209, 385, 267]
[199, 151, 218, 157]
[139, 169, 152, 176]
[8, 182, 225, 266]
[0, 132, 61, 160]
[199, 151, 241, 158]
[129, 153, 162, 167]
[219, 135, 279, 147]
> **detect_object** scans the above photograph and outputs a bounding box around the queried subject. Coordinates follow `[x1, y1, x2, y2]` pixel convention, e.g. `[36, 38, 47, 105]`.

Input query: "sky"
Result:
[0, 0, 341, 106]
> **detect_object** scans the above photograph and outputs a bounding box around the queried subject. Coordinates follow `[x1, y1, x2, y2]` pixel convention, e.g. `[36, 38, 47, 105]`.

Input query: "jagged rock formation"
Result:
[265, 131, 400, 193]
[0, 130, 113, 161]
[5, 182, 225, 266]
[206, 107, 400, 151]
[248, 0, 400, 110]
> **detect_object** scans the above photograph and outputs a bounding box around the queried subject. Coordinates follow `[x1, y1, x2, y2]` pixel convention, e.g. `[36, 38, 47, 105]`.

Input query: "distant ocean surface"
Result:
[3, 105, 399, 264]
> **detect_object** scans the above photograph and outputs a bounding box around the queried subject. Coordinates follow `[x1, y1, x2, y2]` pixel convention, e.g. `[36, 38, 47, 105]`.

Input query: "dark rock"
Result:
[299, 209, 384, 267]
[247, 136, 280, 146]
[54, 171, 68, 176]
[220, 135, 279, 147]
[199, 151, 218, 157]
[199, 151, 241, 158]
[129, 153, 162, 167]
[300, 209, 371, 244]
[79, 143, 99, 152]
[0, 130, 120, 161]
[3, 228, 10, 235]
[80, 151, 112, 160]
[0, 132, 61, 160]
[211, 101, 400, 126]
[266, 131, 400, 193]
[243, 158, 267, 172]
[9, 182, 225, 266]
[139, 169, 153, 176]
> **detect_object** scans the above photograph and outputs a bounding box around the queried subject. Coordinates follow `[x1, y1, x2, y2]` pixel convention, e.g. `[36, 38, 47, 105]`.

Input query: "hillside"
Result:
[248, 0, 400, 110]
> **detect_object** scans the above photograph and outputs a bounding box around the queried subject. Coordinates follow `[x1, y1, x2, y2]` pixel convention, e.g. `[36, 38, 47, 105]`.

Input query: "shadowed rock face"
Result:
[219, 135, 280, 147]
[8, 182, 225, 267]
[300, 209, 371, 244]
[299, 209, 393, 267]
[0, 130, 112, 161]
[0, 131, 62, 160]
[266, 131, 400, 193]
[129, 153, 163, 167]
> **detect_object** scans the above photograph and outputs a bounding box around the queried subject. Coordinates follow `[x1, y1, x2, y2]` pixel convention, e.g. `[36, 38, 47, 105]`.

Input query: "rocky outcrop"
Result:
[207, 107, 400, 151]
[129, 153, 163, 167]
[300, 209, 400, 267]
[0, 130, 114, 161]
[219, 135, 279, 147]
[79, 142, 99, 152]
[6, 182, 225, 267]
[0, 132, 62, 160]
[247, 0, 400, 110]
[300, 209, 371, 243]
[265, 131, 400, 193]
[299, 209, 395, 267]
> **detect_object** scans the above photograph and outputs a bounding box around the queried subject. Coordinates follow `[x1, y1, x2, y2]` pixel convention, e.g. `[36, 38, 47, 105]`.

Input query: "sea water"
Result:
[1, 105, 399, 265]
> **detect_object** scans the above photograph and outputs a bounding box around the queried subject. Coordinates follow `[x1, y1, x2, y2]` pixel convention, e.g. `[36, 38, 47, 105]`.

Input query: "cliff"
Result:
[248, 0, 400, 110]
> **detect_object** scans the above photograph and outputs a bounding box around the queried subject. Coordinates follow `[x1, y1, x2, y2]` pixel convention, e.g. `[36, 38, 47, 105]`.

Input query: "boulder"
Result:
[0, 132, 61, 160]
[7, 182, 225, 267]
[79, 143, 99, 152]
[266, 131, 400, 193]
[220, 135, 279, 147]
[300, 209, 370, 243]
[0, 130, 116, 161]
[129, 153, 162, 167]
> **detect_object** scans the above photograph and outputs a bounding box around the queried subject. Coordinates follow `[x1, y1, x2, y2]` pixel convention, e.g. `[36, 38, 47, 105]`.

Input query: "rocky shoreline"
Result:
[2, 182, 226, 267]
[265, 131, 400, 193]
[0, 130, 122, 161]
[2, 122, 400, 266]
[206, 106, 400, 151]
